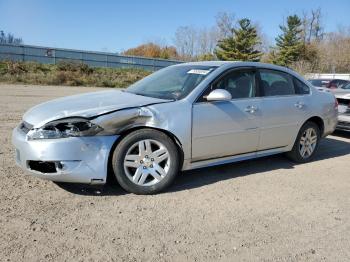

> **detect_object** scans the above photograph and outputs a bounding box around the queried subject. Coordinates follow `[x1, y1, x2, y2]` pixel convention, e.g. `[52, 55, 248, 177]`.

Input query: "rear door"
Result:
[257, 69, 310, 150]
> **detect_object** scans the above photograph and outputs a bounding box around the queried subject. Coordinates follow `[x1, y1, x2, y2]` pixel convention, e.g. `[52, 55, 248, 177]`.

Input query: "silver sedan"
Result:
[12, 62, 338, 194]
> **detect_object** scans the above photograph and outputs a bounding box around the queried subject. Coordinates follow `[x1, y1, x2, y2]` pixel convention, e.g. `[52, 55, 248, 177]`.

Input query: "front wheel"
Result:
[112, 129, 180, 194]
[286, 121, 320, 163]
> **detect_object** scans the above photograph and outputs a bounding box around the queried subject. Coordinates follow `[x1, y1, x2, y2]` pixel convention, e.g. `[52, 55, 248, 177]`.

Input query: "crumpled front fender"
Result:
[92, 107, 165, 135]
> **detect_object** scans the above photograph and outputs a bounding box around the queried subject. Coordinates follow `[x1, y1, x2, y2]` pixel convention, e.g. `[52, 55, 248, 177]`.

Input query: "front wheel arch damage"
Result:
[106, 127, 184, 186]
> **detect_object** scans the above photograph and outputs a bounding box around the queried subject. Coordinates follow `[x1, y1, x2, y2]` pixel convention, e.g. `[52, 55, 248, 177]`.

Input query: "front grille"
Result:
[28, 161, 57, 173]
[19, 121, 33, 134]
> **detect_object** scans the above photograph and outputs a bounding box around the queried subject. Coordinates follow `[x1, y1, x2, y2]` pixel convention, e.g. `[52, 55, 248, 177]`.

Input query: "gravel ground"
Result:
[0, 84, 349, 262]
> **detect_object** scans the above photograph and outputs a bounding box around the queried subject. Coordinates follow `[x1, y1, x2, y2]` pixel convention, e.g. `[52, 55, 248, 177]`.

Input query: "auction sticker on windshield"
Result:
[187, 69, 211, 75]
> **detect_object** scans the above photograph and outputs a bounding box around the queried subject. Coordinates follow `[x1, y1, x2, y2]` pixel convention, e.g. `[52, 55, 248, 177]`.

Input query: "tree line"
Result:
[0, 30, 22, 45]
[123, 9, 350, 74]
[2, 9, 350, 74]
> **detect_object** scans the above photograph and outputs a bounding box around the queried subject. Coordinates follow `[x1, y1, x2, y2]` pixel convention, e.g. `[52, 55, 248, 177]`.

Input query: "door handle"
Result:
[245, 105, 258, 113]
[294, 102, 305, 109]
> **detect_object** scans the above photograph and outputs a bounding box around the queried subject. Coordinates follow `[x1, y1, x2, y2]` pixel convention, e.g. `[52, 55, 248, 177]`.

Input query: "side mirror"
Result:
[206, 89, 232, 101]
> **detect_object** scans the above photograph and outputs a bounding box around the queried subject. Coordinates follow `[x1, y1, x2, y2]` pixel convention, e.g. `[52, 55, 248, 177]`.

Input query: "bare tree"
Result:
[317, 28, 350, 73]
[215, 12, 235, 39]
[254, 23, 271, 54]
[174, 26, 197, 60]
[174, 25, 220, 60]
[0, 30, 23, 44]
[301, 8, 324, 44]
[197, 26, 220, 56]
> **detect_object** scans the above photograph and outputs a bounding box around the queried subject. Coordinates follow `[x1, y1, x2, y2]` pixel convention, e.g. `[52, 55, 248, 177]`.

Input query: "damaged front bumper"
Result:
[12, 126, 119, 184]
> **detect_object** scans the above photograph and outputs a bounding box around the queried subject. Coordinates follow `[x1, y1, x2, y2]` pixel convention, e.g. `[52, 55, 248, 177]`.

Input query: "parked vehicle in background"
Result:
[327, 79, 350, 89]
[308, 78, 333, 88]
[330, 82, 350, 95]
[307, 78, 350, 89]
[12, 62, 338, 194]
[334, 82, 350, 131]
[315, 82, 350, 131]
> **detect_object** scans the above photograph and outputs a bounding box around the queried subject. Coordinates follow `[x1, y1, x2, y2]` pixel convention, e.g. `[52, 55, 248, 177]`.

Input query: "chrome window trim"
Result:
[194, 96, 262, 105]
[257, 93, 312, 99]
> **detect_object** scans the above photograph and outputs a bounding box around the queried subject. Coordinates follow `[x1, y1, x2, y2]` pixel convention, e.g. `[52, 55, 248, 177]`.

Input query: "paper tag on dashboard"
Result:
[187, 69, 210, 75]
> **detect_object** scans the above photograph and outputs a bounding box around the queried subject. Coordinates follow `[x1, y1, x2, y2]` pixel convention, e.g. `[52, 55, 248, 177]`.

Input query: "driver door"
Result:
[191, 68, 261, 161]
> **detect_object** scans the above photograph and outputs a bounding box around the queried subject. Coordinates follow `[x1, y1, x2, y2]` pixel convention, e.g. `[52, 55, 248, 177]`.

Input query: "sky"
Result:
[1, 0, 349, 53]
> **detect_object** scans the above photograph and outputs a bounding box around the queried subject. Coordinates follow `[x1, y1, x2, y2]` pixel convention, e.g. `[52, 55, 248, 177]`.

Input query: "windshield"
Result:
[126, 65, 217, 100]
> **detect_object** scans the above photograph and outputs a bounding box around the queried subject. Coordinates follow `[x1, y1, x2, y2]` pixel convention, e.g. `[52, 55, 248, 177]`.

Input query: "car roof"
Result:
[177, 61, 299, 77]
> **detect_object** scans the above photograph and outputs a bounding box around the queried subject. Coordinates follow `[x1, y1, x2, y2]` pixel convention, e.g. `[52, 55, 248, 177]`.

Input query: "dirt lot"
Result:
[0, 84, 349, 262]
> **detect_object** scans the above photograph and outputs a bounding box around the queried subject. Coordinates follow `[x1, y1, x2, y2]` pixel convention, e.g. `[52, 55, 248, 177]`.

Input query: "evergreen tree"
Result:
[215, 18, 262, 61]
[272, 15, 304, 66]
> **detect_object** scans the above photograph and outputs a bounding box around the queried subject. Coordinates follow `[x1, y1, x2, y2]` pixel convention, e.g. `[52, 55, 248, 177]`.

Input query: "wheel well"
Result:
[106, 126, 184, 183]
[304, 116, 325, 136]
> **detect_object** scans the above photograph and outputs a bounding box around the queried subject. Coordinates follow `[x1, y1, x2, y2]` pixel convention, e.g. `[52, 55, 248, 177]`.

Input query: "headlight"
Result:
[27, 118, 103, 140]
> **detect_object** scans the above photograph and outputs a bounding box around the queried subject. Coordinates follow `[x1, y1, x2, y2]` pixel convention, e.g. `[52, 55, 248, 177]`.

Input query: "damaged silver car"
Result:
[12, 62, 338, 194]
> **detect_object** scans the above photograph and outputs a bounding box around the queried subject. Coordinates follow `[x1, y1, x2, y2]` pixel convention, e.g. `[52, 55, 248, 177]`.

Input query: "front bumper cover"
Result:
[12, 126, 119, 184]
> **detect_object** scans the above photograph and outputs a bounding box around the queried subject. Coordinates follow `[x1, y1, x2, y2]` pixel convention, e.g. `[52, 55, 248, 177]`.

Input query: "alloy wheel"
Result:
[299, 127, 318, 159]
[123, 139, 170, 186]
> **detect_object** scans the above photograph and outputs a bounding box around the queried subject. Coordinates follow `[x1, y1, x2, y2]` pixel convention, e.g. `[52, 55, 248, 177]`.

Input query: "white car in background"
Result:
[333, 82, 350, 131]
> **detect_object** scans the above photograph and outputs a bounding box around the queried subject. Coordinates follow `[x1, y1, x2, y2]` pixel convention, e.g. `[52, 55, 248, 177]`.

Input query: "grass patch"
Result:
[0, 60, 151, 88]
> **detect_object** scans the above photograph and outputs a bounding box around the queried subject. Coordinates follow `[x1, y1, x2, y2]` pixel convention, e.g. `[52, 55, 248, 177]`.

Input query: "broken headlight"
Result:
[27, 118, 103, 140]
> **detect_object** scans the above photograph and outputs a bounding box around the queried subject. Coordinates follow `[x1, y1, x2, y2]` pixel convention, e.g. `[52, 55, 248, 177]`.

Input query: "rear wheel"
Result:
[286, 122, 320, 163]
[112, 129, 180, 194]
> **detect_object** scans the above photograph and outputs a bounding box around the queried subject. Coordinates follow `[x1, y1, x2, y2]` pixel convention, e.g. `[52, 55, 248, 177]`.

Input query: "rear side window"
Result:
[294, 78, 310, 94]
[259, 69, 295, 96]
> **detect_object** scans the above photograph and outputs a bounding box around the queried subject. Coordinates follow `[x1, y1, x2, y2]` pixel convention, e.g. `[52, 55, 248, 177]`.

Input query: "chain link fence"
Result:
[0, 43, 182, 71]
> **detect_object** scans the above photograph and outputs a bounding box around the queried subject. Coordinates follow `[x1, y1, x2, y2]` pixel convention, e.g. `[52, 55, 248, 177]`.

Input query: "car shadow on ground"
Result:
[170, 135, 350, 193]
[55, 134, 350, 196]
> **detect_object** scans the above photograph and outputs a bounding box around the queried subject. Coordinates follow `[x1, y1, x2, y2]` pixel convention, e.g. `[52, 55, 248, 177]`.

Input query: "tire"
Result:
[286, 121, 320, 163]
[111, 129, 180, 194]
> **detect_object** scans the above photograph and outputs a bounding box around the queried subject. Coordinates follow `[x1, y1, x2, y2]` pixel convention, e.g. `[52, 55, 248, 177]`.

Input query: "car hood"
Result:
[23, 90, 170, 128]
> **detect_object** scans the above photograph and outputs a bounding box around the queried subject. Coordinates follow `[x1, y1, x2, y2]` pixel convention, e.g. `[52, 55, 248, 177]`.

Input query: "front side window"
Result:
[259, 69, 295, 96]
[212, 70, 256, 99]
[126, 65, 217, 100]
